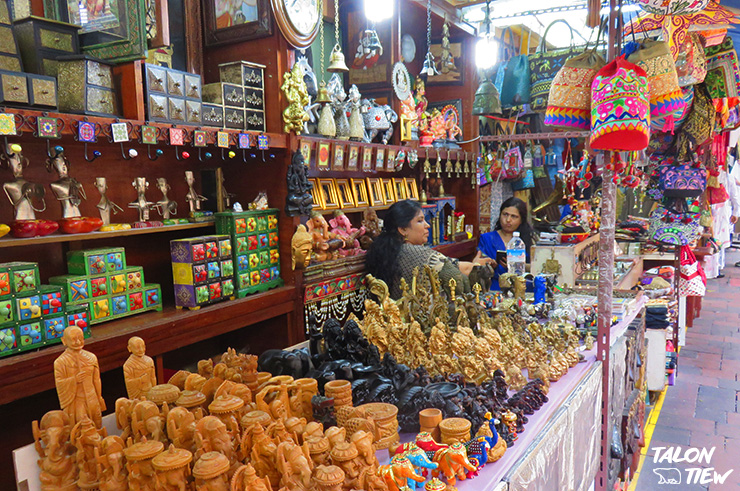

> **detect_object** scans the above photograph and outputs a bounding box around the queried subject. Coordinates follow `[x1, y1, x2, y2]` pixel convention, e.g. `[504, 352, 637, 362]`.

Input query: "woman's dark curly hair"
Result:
[495, 196, 533, 252]
[366, 199, 423, 287]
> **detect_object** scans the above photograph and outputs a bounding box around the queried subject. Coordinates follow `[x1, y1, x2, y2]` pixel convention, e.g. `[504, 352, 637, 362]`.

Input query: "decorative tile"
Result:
[234, 219, 247, 235]
[247, 217, 257, 232]
[169, 128, 184, 146]
[41, 291, 63, 315]
[19, 322, 42, 347]
[145, 288, 159, 307]
[195, 285, 209, 304]
[45, 317, 66, 340]
[249, 253, 259, 269]
[69, 280, 89, 302]
[37, 117, 59, 138]
[238, 255, 249, 271]
[235, 237, 248, 253]
[0, 113, 15, 135]
[248, 235, 258, 250]
[0, 272, 9, 296]
[141, 125, 158, 145]
[67, 311, 88, 329]
[0, 299, 13, 324]
[192, 244, 206, 262]
[93, 298, 110, 319]
[91, 277, 108, 297]
[238, 133, 251, 149]
[110, 122, 129, 143]
[250, 271, 261, 286]
[204, 241, 218, 259]
[207, 261, 220, 279]
[221, 260, 234, 277]
[257, 134, 269, 150]
[270, 249, 279, 264]
[127, 271, 142, 290]
[222, 279, 234, 297]
[193, 130, 207, 147]
[217, 131, 230, 148]
[17, 295, 41, 320]
[193, 264, 207, 283]
[0, 326, 16, 353]
[219, 239, 231, 257]
[110, 274, 126, 294]
[78, 121, 96, 143]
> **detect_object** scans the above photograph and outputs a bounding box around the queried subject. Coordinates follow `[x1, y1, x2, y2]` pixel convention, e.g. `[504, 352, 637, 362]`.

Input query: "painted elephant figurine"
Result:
[432, 442, 477, 487]
[361, 98, 398, 144]
[397, 444, 437, 489]
[377, 455, 425, 491]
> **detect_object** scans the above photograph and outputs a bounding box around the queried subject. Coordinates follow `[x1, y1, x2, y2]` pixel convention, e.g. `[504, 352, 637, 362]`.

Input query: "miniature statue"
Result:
[291, 224, 313, 270]
[152, 444, 193, 491]
[132, 399, 166, 444]
[285, 151, 314, 217]
[329, 441, 360, 489]
[167, 406, 197, 453]
[329, 211, 365, 256]
[361, 99, 398, 145]
[281, 63, 310, 134]
[128, 177, 156, 223]
[312, 465, 345, 491]
[46, 147, 85, 219]
[54, 326, 106, 428]
[193, 451, 230, 490]
[276, 440, 313, 490]
[306, 436, 331, 467]
[123, 336, 157, 400]
[387, 442, 436, 490]
[124, 438, 164, 491]
[250, 424, 280, 488]
[431, 442, 477, 488]
[32, 410, 78, 490]
[347, 85, 365, 141]
[195, 416, 235, 466]
[438, 21, 457, 74]
[307, 211, 344, 262]
[155, 178, 178, 220]
[185, 171, 207, 214]
[70, 416, 107, 489]
[231, 463, 272, 491]
[317, 84, 336, 138]
[95, 435, 127, 491]
[377, 455, 425, 491]
[94, 177, 124, 226]
[327, 74, 350, 139]
[2, 144, 48, 221]
[359, 208, 381, 250]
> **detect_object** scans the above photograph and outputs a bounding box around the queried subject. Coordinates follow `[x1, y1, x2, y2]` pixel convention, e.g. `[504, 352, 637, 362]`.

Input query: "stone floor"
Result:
[634, 250, 740, 490]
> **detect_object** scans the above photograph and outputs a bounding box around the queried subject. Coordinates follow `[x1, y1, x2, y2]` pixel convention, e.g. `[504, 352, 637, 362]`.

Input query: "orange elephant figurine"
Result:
[432, 442, 477, 488]
[377, 455, 425, 491]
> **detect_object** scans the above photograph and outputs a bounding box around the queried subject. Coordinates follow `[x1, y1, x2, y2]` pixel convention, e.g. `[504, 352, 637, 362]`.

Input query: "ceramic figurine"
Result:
[94, 177, 124, 226]
[231, 463, 272, 491]
[312, 465, 345, 491]
[281, 63, 310, 134]
[285, 151, 314, 217]
[377, 455, 425, 491]
[361, 99, 398, 145]
[424, 478, 447, 491]
[54, 326, 106, 428]
[329, 211, 365, 256]
[124, 438, 165, 491]
[32, 410, 78, 491]
[129, 177, 156, 223]
[327, 74, 350, 140]
[347, 85, 365, 141]
[123, 336, 157, 400]
[167, 406, 198, 453]
[185, 171, 207, 214]
[155, 178, 178, 220]
[291, 225, 313, 270]
[193, 451, 230, 490]
[95, 435, 127, 491]
[152, 444, 193, 491]
[70, 416, 107, 489]
[431, 442, 477, 488]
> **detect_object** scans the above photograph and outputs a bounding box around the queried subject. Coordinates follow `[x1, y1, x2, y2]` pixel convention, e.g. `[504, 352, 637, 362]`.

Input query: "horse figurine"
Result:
[361, 98, 398, 144]
[432, 442, 477, 488]
[377, 455, 425, 491]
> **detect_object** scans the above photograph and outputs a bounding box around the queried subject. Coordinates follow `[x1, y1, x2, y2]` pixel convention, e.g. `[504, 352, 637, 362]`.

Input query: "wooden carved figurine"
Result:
[70, 416, 107, 489]
[128, 177, 156, 222]
[94, 177, 123, 226]
[193, 451, 231, 491]
[95, 435, 127, 491]
[276, 440, 313, 491]
[123, 336, 157, 400]
[195, 416, 235, 464]
[54, 326, 106, 428]
[185, 171, 207, 214]
[230, 463, 272, 491]
[124, 438, 164, 490]
[32, 410, 78, 491]
[167, 407, 197, 453]
[312, 465, 345, 491]
[152, 444, 193, 491]
[291, 225, 313, 270]
[155, 178, 178, 219]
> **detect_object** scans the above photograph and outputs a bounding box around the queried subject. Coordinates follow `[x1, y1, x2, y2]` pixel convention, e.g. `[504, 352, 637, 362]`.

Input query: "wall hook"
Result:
[198, 148, 213, 162]
[175, 146, 190, 161]
[85, 145, 102, 162]
[120, 144, 137, 160]
[147, 146, 163, 161]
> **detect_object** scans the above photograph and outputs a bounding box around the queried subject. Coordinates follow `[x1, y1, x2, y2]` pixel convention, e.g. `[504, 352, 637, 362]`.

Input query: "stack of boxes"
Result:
[0, 261, 90, 358]
[49, 247, 162, 325]
[201, 61, 265, 131]
[170, 235, 236, 309]
[143, 63, 203, 124]
[215, 209, 282, 297]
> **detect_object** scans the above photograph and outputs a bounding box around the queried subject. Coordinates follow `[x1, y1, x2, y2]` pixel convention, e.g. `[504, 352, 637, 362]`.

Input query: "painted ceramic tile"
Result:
[238, 133, 251, 149]
[37, 117, 59, 138]
[0, 113, 15, 135]
[217, 131, 230, 148]
[78, 121, 96, 143]
[141, 125, 158, 145]
[194, 130, 207, 147]
[111, 122, 129, 143]
[258, 134, 269, 150]
[170, 128, 184, 146]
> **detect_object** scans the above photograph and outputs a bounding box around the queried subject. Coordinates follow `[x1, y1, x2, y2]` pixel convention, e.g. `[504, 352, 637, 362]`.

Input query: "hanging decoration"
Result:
[392, 62, 412, 101]
[420, 0, 439, 78]
[353, 26, 383, 70]
[327, 0, 349, 72]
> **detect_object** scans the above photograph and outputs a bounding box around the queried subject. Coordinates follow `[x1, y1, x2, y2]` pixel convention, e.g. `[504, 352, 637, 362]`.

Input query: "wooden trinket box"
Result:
[143, 62, 203, 124]
[12, 16, 79, 77]
[56, 55, 119, 116]
[171, 235, 234, 309]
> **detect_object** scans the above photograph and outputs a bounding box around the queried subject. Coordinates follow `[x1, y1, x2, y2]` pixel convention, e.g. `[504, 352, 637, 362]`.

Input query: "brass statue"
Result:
[281, 63, 310, 134]
[47, 147, 85, 219]
[185, 171, 207, 214]
[94, 178, 124, 226]
[155, 178, 178, 220]
[2, 143, 47, 221]
[128, 178, 156, 222]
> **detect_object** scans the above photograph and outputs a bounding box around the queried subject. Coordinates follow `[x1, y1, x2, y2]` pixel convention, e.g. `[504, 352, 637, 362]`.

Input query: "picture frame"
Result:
[333, 143, 345, 171]
[342, 3, 392, 90]
[299, 139, 312, 166]
[335, 179, 355, 208]
[317, 178, 340, 210]
[362, 147, 374, 172]
[317, 141, 331, 170]
[202, 0, 272, 46]
[375, 148, 385, 171]
[393, 178, 407, 201]
[382, 178, 395, 204]
[426, 99, 464, 143]
[366, 177, 384, 206]
[347, 145, 359, 171]
[308, 178, 323, 208]
[351, 178, 369, 208]
[428, 41, 464, 86]
[405, 178, 419, 200]
[386, 148, 397, 172]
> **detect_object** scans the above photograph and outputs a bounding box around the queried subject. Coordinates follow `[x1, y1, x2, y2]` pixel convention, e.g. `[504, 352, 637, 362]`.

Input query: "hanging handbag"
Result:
[494, 28, 516, 95]
[590, 56, 650, 151]
[657, 162, 707, 197]
[529, 20, 576, 112]
[679, 245, 706, 297]
[501, 30, 531, 107]
[635, 0, 708, 15]
[676, 33, 707, 87]
[675, 83, 714, 161]
[648, 204, 701, 246]
[502, 146, 524, 181]
[626, 39, 686, 133]
[704, 35, 740, 101]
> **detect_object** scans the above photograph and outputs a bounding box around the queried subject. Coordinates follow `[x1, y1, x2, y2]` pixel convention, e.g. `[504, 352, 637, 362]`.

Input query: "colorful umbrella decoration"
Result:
[624, 1, 740, 60]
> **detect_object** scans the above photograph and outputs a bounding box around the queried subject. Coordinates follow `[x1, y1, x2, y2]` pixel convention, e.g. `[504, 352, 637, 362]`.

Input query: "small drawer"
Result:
[39, 27, 74, 52]
[242, 65, 264, 89]
[202, 82, 244, 108]
[202, 103, 223, 127]
[0, 70, 28, 105]
[145, 63, 167, 94]
[168, 96, 186, 122]
[0, 25, 16, 55]
[85, 85, 117, 116]
[147, 93, 168, 122]
[244, 87, 264, 110]
[86, 60, 113, 89]
[40, 56, 59, 78]
[224, 107, 245, 130]
[184, 73, 201, 100]
[0, 1, 10, 24]
[0, 54, 21, 72]
[245, 109, 265, 132]
[167, 70, 185, 97]
[185, 100, 201, 124]
[27, 74, 57, 108]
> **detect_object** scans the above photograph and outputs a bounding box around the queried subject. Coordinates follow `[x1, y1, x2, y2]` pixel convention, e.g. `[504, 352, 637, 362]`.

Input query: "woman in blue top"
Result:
[478, 197, 534, 288]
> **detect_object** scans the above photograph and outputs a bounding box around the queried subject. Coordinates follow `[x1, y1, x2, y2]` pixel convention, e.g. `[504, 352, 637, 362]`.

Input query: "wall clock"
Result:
[271, 0, 321, 48]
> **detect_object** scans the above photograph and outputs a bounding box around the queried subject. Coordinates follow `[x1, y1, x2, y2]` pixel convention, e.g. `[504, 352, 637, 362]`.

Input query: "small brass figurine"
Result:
[128, 178, 156, 223]
[281, 63, 310, 134]
[185, 171, 207, 214]
[47, 146, 85, 219]
[155, 178, 178, 220]
[94, 177, 124, 226]
[2, 144, 47, 221]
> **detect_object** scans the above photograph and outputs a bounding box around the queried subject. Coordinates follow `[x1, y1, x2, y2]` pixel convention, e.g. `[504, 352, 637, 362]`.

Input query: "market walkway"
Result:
[634, 250, 740, 490]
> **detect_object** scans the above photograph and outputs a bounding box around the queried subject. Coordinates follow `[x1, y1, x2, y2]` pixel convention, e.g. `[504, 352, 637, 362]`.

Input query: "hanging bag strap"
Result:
[500, 26, 516, 63]
[537, 19, 575, 54]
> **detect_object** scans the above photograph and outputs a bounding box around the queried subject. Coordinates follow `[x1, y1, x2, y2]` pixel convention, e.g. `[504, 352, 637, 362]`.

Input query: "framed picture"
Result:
[202, 0, 272, 46]
[333, 143, 345, 171]
[317, 141, 331, 170]
[317, 178, 340, 210]
[347, 145, 359, 171]
[428, 41, 464, 85]
[427, 99, 464, 143]
[393, 178, 407, 200]
[386, 148, 397, 172]
[362, 147, 374, 172]
[308, 178, 323, 208]
[382, 178, 395, 204]
[299, 139, 312, 166]
[351, 178, 369, 208]
[366, 178, 384, 206]
[335, 179, 355, 208]
[342, 3, 391, 89]
[375, 148, 385, 171]
[405, 178, 419, 200]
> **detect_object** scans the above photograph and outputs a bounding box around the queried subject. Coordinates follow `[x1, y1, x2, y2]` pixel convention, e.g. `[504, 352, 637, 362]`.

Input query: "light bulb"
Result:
[364, 0, 392, 22]
[475, 36, 497, 69]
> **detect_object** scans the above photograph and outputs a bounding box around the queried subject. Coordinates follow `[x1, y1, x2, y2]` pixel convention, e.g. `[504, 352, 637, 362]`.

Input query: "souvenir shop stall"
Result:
[2, 0, 736, 488]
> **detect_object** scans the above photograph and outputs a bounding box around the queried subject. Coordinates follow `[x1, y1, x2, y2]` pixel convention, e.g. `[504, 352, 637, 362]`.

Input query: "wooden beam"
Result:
[406, 0, 477, 36]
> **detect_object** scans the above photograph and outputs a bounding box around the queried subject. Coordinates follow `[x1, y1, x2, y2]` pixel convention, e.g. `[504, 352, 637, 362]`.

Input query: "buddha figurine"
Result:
[185, 171, 207, 214]
[54, 326, 106, 428]
[291, 224, 313, 270]
[155, 178, 178, 220]
[128, 177, 156, 223]
[96, 435, 127, 491]
[94, 177, 124, 226]
[32, 410, 78, 491]
[151, 444, 193, 491]
[123, 336, 157, 400]
[193, 451, 230, 491]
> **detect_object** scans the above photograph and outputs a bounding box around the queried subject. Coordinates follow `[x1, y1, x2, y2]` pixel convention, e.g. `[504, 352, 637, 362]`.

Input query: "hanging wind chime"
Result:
[420, 0, 439, 78]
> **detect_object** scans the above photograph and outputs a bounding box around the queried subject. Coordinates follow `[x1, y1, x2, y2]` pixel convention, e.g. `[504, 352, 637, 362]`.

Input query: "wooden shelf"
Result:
[0, 221, 215, 248]
[0, 285, 297, 406]
[433, 238, 477, 259]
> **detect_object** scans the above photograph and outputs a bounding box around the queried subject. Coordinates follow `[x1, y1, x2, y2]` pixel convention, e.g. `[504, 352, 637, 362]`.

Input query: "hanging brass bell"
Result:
[472, 78, 502, 116]
[327, 44, 349, 72]
[316, 82, 331, 103]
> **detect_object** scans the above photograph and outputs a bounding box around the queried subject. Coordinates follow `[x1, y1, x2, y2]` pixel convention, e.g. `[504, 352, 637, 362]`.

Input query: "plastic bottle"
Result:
[506, 231, 526, 276]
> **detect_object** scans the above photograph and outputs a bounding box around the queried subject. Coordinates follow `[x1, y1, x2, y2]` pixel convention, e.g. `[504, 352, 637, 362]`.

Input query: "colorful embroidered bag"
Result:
[590, 56, 650, 151]
[676, 33, 706, 87]
[529, 20, 576, 113]
[545, 47, 605, 129]
[502, 146, 524, 181]
[626, 39, 686, 132]
[635, 0, 708, 15]
[675, 83, 714, 161]
[704, 35, 740, 101]
[679, 245, 706, 297]
[501, 31, 531, 107]
[657, 162, 706, 197]
[648, 205, 701, 246]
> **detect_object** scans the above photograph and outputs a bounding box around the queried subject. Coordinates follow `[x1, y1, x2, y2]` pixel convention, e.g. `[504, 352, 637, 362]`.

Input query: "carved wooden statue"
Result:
[123, 336, 157, 400]
[291, 225, 312, 270]
[166, 407, 197, 453]
[193, 451, 231, 491]
[152, 444, 193, 491]
[95, 435, 127, 491]
[124, 438, 165, 491]
[230, 463, 272, 491]
[70, 416, 107, 489]
[185, 171, 207, 214]
[32, 410, 78, 491]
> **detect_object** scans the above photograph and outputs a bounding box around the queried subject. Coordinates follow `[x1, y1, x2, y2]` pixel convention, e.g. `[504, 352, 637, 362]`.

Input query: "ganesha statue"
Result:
[328, 211, 365, 256]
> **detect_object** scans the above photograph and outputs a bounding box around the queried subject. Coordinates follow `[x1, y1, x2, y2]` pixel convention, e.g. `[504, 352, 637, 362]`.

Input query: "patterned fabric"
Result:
[705, 36, 740, 100]
[391, 244, 469, 299]
[658, 163, 707, 197]
[675, 83, 714, 161]
[590, 56, 650, 151]
[674, 85, 695, 129]
[545, 49, 605, 129]
[679, 245, 706, 297]
[676, 33, 706, 87]
[648, 206, 701, 245]
[636, 0, 708, 15]
[529, 20, 576, 112]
